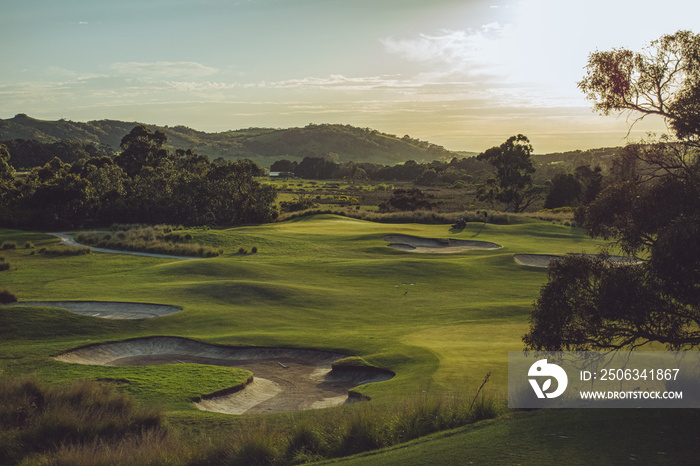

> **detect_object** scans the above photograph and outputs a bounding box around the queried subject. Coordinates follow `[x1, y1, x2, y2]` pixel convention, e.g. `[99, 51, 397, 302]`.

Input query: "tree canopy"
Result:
[525, 30, 700, 352]
[0, 126, 278, 229]
[476, 134, 540, 212]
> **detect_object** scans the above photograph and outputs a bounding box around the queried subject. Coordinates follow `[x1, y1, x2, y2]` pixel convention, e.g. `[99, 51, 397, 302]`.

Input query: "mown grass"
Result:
[0, 214, 670, 464]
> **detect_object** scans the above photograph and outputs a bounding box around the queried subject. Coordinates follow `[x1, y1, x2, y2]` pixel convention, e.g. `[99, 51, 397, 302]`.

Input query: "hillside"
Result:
[0, 114, 459, 167]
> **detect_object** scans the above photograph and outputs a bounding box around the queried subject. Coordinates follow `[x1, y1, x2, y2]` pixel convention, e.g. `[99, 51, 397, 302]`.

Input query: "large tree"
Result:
[524, 30, 700, 351]
[477, 134, 540, 212]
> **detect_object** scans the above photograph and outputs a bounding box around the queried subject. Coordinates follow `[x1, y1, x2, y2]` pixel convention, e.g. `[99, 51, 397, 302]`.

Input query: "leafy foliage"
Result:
[526, 31, 700, 351]
[477, 135, 542, 212]
[0, 126, 278, 229]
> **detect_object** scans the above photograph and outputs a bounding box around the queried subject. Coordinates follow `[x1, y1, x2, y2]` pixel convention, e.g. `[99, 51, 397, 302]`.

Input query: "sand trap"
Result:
[54, 336, 394, 414]
[7, 301, 181, 319]
[513, 254, 641, 268]
[383, 234, 501, 253]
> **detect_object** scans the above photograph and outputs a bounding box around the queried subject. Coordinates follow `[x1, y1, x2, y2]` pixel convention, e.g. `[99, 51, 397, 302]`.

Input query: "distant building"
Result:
[269, 171, 293, 178]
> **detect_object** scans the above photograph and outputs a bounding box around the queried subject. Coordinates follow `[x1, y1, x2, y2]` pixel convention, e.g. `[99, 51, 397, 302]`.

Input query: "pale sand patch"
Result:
[383, 234, 501, 253]
[513, 254, 562, 268]
[194, 378, 281, 415]
[7, 301, 181, 319]
[54, 336, 394, 414]
[513, 254, 641, 268]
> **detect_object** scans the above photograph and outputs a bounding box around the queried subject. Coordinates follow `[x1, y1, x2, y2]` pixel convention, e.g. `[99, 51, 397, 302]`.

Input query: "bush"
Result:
[1, 242, 16, 250]
[39, 246, 91, 256]
[0, 377, 167, 465]
[76, 226, 221, 258]
[251, 246, 258, 254]
[238, 247, 247, 255]
[23, 242, 33, 249]
[0, 262, 9, 271]
[0, 290, 17, 303]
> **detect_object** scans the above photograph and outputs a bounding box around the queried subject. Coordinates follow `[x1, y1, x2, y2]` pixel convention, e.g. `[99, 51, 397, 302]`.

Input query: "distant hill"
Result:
[0, 114, 460, 167]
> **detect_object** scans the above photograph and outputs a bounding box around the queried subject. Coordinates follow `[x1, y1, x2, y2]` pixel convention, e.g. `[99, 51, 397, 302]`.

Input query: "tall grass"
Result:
[280, 208, 512, 225]
[76, 225, 222, 258]
[205, 375, 502, 465]
[0, 377, 168, 465]
[1, 375, 503, 465]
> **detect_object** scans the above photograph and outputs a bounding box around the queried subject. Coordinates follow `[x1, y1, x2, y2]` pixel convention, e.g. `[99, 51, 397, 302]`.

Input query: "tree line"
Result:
[0, 125, 278, 230]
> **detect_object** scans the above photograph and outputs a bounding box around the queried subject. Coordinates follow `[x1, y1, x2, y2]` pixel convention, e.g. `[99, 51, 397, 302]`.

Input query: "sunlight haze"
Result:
[1, 0, 697, 153]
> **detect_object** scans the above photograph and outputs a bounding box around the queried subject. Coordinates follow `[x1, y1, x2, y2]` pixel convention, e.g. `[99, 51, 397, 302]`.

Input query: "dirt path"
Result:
[54, 336, 394, 414]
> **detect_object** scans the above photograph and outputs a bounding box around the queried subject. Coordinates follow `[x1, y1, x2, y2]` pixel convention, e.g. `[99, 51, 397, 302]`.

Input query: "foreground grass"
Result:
[326, 409, 700, 466]
[0, 376, 502, 465]
[1, 214, 652, 463]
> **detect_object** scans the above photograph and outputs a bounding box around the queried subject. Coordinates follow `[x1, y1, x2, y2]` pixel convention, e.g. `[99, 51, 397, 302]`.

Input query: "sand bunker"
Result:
[54, 336, 394, 414]
[8, 301, 181, 319]
[513, 254, 640, 268]
[383, 234, 501, 253]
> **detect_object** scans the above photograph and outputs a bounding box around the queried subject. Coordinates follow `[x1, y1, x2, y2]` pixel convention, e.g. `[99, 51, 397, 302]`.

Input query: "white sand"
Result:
[383, 234, 501, 253]
[7, 301, 181, 319]
[54, 336, 394, 414]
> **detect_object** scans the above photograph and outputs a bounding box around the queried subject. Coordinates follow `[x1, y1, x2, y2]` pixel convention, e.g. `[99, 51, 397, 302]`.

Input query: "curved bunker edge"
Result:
[53, 336, 394, 415]
[383, 234, 501, 253]
[5, 301, 182, 319]
[513, 253, 641, 268]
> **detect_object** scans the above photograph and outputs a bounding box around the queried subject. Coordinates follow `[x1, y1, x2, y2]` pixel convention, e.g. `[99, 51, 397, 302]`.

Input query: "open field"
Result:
[0, 214, 693, 463]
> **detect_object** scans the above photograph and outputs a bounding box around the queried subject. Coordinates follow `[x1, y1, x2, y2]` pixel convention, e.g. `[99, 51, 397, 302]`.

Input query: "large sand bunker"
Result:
[7, 301, 181, 319]
[513, 254, 640, 268]
[54, 336, 394, 414]
[384, 234, 501, 253]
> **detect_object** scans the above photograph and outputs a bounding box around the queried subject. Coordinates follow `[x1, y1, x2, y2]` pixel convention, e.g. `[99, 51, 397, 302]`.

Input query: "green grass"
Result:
[2, 214, 678, 464]
[323, 409, 700, 465]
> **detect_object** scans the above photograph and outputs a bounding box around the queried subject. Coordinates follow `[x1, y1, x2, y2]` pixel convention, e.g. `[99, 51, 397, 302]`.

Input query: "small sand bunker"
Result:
[513, 254, 640, 268]
[8, 301, 181, 319]
[383, 234, 501, 253]
[54, 336, 394, 414]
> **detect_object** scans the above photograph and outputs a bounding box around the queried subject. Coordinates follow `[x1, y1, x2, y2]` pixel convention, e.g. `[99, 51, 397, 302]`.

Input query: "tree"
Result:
[524, 31, 700, 352]
[544, 173, 583, 209]
[115, 125, 171, 177]
[379, 188, 434, 212]
[578, 30, 700, 145]
[476, 134, 540, 212]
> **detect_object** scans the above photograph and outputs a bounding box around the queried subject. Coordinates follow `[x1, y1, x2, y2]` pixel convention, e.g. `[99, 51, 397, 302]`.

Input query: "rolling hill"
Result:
[0, 114, 464, 167]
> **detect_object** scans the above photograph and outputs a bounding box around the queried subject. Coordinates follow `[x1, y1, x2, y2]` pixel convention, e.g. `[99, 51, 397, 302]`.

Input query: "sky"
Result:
[1, 0, 698, 153]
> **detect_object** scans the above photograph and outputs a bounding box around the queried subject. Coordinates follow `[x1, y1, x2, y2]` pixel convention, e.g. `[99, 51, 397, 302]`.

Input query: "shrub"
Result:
[0, 377, 166, 465]
[0, 290, 17, 303]
[0, 262, 9, 271]
[40, 246, 91, 257]
[1, 242, 16, 250]
[23, 242, 33, 249]
[75, 226, 220, 258]
[238, 247, 247, 255]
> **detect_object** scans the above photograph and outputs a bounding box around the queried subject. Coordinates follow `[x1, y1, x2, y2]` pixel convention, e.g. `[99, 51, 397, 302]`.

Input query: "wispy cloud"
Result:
[109, 61, 219, 79]
[381, 24, 511, 75]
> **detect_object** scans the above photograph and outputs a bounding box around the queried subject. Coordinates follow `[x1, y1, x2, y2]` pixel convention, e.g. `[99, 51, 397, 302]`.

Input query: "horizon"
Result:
[1, 112, 625, 156]
[1, 0, 696, 153]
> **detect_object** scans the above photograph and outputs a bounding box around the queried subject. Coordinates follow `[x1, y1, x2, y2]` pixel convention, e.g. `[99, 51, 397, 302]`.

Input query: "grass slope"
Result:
[3, 214, 688, 463]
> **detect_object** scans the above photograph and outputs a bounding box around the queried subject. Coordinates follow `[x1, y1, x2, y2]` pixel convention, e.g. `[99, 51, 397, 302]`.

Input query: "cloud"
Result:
[381, 24, 511, 75]
[109, 61, 219, 79]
